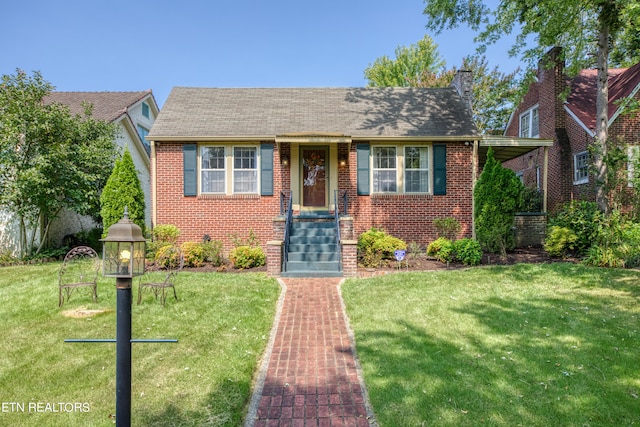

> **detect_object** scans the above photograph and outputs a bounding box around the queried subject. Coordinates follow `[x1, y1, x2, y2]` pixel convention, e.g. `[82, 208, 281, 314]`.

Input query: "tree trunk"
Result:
[594, 18, 610, 213]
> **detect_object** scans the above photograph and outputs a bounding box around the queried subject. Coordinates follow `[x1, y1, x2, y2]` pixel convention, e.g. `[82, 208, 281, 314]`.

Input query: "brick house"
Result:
[148, 74, 551, 276]
[503, 47, 640, 212]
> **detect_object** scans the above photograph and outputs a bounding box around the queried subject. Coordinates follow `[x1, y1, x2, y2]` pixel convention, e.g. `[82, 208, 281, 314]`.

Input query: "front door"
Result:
[301, 147, 328, 208]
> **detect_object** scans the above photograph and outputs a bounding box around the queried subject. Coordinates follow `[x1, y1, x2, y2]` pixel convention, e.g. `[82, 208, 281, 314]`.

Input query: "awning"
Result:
[479, 136, 554, 165]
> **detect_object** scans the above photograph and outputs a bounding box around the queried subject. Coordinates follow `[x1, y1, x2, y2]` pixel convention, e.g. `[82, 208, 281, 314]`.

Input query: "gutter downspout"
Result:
[150, 140, 157, 228]
[543, 145, 549, 213]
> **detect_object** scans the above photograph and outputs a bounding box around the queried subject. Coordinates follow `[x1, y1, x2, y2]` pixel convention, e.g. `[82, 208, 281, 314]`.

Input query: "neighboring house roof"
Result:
[45, 91, 158, 165]
[148, 87, 478, 140]
[565, 61, 640, 132]
[45, 91, 154, 123]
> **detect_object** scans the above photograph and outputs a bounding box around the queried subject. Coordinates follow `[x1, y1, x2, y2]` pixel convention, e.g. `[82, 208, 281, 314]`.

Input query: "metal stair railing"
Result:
[334, 190, 348, 272]
[281, 191, 293, 273]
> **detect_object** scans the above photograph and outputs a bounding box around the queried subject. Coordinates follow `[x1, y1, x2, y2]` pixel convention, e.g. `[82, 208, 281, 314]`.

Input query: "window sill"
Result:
[371, 193, 434, 199]
[573, 178, 588, 186]
[198, 193, 261, 199]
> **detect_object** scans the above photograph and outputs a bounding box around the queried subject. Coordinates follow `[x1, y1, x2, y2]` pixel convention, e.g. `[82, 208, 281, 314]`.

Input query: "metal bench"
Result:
[58, 246, 100, 307]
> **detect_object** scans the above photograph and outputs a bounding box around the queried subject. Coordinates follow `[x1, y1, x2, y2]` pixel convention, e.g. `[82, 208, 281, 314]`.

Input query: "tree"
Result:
[423, 0, 640, 212]
[100, 147, 146, 236]
[0, 70, 117, 257]
[364, 36, 519, 134]
[364, 35, 446, 87]
[474, 147, 524, 259]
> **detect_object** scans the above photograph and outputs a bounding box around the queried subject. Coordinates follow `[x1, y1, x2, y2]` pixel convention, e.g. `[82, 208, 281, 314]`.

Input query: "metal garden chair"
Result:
[137, 246, 184, 305]
[58, 246, 100, 307]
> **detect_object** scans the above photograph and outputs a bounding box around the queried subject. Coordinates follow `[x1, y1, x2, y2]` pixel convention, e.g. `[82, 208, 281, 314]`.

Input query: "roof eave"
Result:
[148, 134, 481, 143]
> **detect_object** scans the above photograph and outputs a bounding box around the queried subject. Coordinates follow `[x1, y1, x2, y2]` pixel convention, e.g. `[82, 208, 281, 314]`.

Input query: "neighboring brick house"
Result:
[503, 47, 640, 212]
[0, 91, 159, 255]
[148, 75, 551, 276]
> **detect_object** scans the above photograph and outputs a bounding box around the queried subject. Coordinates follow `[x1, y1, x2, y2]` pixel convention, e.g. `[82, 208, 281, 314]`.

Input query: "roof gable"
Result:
[148, 87, 478, 140]
[45, 91, 154, 123]
[565, 61, 640, 131]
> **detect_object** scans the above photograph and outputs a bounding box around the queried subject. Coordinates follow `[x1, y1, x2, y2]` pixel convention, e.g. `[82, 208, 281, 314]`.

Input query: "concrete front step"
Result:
[287, 251, 339, 262]
[284, 215, 342, 277]
[280, 270, 343, 278]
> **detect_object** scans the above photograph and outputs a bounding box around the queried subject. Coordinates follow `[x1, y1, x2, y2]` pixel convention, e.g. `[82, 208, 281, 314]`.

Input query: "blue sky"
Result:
[2, 0, 522, 107]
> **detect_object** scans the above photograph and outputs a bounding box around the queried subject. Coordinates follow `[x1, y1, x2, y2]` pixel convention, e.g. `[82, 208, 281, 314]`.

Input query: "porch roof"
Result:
[148, 87, 478, 141]
[479, 136, 554, 164]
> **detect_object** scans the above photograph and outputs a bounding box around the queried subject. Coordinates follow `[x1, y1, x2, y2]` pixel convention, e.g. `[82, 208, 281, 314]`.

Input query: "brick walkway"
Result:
[245, 278, 375, 427]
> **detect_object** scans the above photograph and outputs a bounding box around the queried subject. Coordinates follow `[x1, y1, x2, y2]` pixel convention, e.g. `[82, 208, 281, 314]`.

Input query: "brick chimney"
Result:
[452, 70, 473, 112]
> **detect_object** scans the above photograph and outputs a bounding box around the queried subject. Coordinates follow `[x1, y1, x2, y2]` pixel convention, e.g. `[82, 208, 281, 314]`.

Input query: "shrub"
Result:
[548, 201, 604, 255]
[357, 228, 407, 267]
[544, 226, 578, 258]
[230, 246, 265, 269]
[582, 211, 640, 268]
[407, 241, 422, 259]
[147, 224, 180, 259]
[181, 242, 205, 268]
[154, 244, 180, 268]
[583, 245, 626, 268]
[474, 148, 523, 258]
[100, 148, 146, 236]
[202, 239, 225, 266]
[433, 217, 461, 240]
[427, 237, 454, 263]
[620, 222, 640, 268]
[453, 238, 482, 266]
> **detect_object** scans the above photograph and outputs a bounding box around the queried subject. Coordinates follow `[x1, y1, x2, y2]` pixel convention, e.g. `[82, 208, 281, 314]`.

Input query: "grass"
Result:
[342, 263, 640, 426]
[0, 263, 280, 427]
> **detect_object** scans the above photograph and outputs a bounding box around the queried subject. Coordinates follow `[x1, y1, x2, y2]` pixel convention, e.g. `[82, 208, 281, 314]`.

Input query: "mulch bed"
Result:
[181, 247, 567, 275]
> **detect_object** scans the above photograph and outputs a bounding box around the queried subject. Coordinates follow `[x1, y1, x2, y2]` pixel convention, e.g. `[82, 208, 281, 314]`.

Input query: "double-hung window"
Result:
[574, 151, 589, 184]
[200, 146, 259, 194]
[404, 146, 429, 193]
[373, 147, 397, 192]
[370, 145, 432, 194]
[201, 147, 226, 193]
[233, 147, 258, 193]
[519, 106, 539, 138]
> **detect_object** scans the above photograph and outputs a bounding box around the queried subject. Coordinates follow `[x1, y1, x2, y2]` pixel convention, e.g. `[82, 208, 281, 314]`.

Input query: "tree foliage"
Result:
[423, 0, 640, 212]
[474, 147, 524, 258]
[364, 35, 445, 87]
[0, 69, 117, 257]
[364, 36, 519, 133]
[100, 147, 146, 236]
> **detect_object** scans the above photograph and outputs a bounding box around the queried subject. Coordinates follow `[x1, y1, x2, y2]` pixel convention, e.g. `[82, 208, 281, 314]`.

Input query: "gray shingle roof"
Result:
[148, 87, 477, 140]
[45, 91, 152, 123]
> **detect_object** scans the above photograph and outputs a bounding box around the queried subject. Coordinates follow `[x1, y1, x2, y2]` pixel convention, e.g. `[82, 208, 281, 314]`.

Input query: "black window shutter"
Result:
[356, 143, 370, 195]
[260, 143, 274, 196]
[433, 144, 447, 195]
[183, 144, 197, 196]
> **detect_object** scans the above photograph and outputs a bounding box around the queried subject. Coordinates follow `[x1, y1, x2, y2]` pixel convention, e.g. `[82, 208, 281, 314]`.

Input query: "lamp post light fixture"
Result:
[101, 207, 146, 426]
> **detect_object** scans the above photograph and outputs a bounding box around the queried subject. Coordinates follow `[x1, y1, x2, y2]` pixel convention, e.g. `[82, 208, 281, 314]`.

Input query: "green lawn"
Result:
[342, 263, 640, 426]
[0, 263, 280, 427]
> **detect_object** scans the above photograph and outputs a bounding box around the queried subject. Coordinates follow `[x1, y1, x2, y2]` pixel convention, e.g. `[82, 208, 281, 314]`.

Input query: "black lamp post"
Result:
[101, 207, 146, 427]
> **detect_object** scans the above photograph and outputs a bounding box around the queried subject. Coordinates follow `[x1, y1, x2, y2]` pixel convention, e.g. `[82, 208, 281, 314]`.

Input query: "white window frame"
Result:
[403, 146, 430, 193]
[371, 144, 433, 194]
[199, 145, 260, 195]
[519, 105, 539, 138]
[200, 146, 226, 194]
[232, 146, 259, 194]
[373, 146, 398, 193]
[574, 151, 589, 185]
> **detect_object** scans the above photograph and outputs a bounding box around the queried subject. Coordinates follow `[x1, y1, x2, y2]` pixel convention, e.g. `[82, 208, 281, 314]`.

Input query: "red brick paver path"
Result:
[246, 278, 374, 427]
